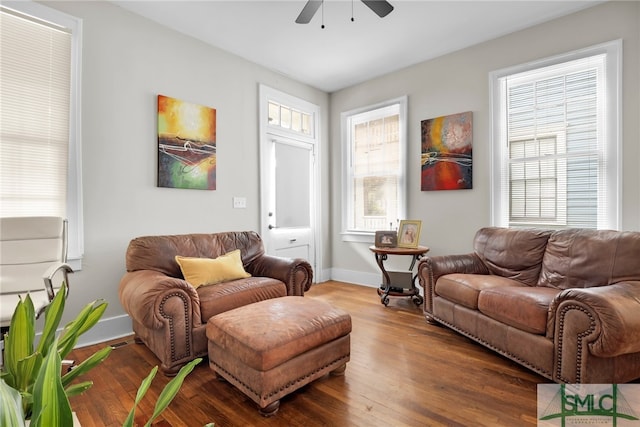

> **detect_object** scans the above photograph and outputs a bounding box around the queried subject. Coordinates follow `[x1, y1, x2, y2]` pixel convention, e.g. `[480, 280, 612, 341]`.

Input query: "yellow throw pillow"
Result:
[175, 250, 251, 289]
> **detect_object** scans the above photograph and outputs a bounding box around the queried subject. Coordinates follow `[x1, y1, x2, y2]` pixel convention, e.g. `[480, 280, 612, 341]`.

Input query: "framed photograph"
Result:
[375, 230, 397, 248]
[397, 220, 422, 248]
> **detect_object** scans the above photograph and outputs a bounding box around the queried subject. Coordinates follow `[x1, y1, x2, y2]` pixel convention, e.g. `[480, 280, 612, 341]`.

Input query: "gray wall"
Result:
[44, 1, 639, 344]
[46, 1, 330, 344]
[329, 1, 640, 286]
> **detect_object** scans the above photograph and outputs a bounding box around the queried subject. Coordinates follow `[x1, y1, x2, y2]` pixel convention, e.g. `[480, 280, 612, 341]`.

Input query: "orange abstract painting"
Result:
[157, 95, 217, 190]
[421, 111, 472, 191]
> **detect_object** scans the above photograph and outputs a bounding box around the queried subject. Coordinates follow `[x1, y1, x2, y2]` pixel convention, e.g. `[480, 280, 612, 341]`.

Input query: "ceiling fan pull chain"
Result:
[321, 0, 325, 29]
[351, 0, 355, 22]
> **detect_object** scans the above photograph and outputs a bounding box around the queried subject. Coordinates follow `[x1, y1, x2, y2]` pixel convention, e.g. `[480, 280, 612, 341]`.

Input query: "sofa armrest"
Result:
[417, 253, 488, 315]
[119, 270, 202, 330]
[246, 255, 313, 296]
[549, 281, 640, 357]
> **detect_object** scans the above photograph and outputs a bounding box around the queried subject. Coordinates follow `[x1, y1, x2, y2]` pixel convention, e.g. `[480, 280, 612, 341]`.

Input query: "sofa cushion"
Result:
[198, 277, 287, 320]
[477, 287, 560, 335]
[175, 250, 251, 288]
[473, 227, 552, 286]
[435, 273, 525, 310]
[539, 229, 640, 289]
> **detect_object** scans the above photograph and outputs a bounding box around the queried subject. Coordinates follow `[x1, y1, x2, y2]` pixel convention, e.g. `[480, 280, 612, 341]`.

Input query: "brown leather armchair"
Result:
[119, 231, 313, 375]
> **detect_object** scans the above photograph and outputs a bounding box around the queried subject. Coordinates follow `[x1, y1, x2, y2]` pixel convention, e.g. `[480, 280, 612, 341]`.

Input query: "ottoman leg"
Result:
[259, 400, 280, 417]
[330, 363, 347, 376]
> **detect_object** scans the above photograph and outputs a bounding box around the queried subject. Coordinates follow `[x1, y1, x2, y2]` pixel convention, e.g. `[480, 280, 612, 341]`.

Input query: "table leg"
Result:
[374, 253, 392, 305]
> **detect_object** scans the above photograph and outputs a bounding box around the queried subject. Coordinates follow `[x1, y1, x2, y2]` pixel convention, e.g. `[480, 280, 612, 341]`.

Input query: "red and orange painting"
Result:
[157, 94, 217, 190]
[421, 111, 472, 191]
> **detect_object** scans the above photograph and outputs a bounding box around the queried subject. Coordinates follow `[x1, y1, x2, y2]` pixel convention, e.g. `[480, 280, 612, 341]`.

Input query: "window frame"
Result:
[489, 40, 621, 230]
[1, 1, 84, 268]
[341, 96, 408, 242]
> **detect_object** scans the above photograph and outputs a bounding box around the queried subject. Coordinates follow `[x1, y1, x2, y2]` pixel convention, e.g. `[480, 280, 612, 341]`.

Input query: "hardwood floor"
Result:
[69, 281, 546, 426]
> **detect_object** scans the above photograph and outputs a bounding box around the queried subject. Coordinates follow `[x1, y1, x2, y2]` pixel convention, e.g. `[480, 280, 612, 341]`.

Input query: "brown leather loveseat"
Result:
[119, 231, 313, 375]
[418, 227, 640, 383]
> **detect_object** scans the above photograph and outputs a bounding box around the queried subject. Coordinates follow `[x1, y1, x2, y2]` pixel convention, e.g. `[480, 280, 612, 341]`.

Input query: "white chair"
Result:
[0, 216, 73, 327]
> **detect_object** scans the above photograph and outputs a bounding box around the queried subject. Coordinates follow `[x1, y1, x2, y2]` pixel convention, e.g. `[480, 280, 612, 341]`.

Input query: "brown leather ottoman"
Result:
[206, 296, 351, 416]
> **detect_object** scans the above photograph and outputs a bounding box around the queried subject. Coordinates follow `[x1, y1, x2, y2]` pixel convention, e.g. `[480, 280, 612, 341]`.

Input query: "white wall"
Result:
[45, 1, 330, 345]
[329, 1, 640, 286]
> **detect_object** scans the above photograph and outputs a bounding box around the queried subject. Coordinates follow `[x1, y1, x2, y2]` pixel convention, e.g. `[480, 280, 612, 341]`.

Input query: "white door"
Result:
[266, 137, 314, 261]
[259, 85, 320, 277]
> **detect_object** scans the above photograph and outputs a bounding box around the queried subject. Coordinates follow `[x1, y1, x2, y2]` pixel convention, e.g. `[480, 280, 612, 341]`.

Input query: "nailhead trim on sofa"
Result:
[555, 303, 596, 383]
[159, 291, 192, 362]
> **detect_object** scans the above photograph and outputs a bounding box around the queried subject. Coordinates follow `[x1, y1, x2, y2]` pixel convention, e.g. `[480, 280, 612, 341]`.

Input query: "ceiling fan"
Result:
[295, 0, 394, 24]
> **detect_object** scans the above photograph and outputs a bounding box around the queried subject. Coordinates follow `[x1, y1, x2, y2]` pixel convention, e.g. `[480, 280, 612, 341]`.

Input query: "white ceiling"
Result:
[111, 0, 602, 93]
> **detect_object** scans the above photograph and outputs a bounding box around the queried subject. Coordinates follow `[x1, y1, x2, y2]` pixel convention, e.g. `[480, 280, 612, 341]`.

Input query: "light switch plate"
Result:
[233, 197, 247, 209]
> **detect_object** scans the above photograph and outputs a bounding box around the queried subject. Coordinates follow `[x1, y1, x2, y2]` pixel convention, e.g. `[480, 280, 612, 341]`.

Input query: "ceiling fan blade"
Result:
[295, 0, 323, 24]
[361, 0, 394, 18]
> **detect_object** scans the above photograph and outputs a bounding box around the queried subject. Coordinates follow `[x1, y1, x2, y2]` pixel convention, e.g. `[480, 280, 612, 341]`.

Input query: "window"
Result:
[342, 97, 407, 240]
[490, 41, 620, 230]
[0, 2, 83, 266]
[268, 101, 313, 136]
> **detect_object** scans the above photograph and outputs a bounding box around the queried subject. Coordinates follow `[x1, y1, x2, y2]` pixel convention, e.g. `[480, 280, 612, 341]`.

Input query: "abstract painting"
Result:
[421, 111, 472, 191]
[157, 95, 216, 190]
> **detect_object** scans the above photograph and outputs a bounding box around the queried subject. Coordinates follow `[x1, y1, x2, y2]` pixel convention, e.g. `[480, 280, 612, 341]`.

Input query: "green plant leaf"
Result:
[36, 284, 67, 358]
[123, 365, 158, 427]
[56, 304, 93, 359]
[0, 378, 26, 427]
[145, 358, 202, 427]
[64, 381, 93, 397]
[75, 301, 107, 336]
[57, 299, 107, 359]
[4, 295, 35, 388]
[14, 351, 42, 394]
[61, 346, 112, 388]
[30, 338, 73, 427]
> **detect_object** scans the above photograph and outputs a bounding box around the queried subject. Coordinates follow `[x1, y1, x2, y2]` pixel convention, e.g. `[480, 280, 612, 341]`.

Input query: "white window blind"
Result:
[0, 2, 83, 265]
[342, 98, 407, 238]
[1, 7, 71, 216]
[491, 41, 620, 230]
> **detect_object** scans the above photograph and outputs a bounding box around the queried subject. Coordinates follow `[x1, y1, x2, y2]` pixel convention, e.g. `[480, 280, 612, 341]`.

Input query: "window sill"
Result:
[341, 231, 375, 244]
[68, 257, 82, 271]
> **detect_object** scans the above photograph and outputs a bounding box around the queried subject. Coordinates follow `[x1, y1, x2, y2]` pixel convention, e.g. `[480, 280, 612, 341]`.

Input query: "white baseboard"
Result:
[313, 267, 331, 283]
[329, 268, 380, 288]
[328, 268, 424, 296]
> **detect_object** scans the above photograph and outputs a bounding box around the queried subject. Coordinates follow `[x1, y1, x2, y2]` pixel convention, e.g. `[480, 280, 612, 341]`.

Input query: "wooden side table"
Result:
[369, 245, 429, 306]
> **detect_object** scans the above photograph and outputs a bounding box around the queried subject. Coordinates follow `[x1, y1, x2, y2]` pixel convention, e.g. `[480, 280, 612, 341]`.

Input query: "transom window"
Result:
[268, 101, 313, 136]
